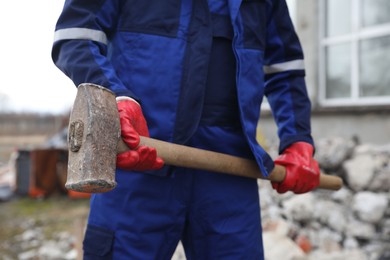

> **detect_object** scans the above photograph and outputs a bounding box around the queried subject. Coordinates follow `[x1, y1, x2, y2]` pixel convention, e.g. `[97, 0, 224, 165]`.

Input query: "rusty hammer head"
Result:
[66, 83, 120, 193]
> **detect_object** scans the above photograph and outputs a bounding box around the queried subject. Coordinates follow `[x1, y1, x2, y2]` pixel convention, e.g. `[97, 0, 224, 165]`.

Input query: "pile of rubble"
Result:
[260, 137, 390, 260]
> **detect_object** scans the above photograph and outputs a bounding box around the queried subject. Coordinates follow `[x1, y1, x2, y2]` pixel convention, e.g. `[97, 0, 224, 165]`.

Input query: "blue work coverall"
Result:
[52, 0, 314, 258]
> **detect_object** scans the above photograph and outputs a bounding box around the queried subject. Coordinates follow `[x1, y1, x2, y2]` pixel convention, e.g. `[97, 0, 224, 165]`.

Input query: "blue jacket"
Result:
[52, 0, 314, 176]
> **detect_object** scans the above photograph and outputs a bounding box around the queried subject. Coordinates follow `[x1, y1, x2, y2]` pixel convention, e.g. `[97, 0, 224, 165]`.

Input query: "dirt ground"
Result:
[0, 196, 90, 259]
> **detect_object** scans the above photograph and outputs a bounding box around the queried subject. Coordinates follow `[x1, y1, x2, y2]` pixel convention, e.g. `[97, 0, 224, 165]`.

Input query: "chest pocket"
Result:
[240, 0, 267, 50]
[118, 0, 181, 37]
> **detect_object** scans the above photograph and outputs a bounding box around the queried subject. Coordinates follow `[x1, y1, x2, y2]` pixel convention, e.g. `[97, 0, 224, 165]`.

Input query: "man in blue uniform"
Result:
[52, 0, 320, 259]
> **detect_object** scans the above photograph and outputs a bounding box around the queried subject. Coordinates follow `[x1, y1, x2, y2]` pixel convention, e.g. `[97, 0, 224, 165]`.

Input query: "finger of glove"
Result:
[133, 146, 164, 171]
[271, 181, 280, 191]
[294, 181, 318, 194]
[294, 184, 316, 194]
[276, 180, 295, 193]
[119, 101, 150, 137]
[153, 157, 165, 170]
[292, 165, 320, 193]
[120, 117, 140, 149]
[132, 116, 150, 137]
[272, 172, 296, 193]
[116, 150, 140, 170]
[271, 181, 290, 194]
[273, 159, 297, 193]
[293, 181, 311, 194]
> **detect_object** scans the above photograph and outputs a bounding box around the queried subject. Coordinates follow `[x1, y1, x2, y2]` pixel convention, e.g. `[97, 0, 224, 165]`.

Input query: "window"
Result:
[319, 0, 390, 106]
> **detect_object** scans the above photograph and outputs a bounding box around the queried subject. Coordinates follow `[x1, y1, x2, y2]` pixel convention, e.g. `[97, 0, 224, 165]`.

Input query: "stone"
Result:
[343, 154, 376, 191]
[282, 193, 315, 222]
[38, 241, 64, 259]
[308, 249, 367, 260]
[262, 218, 291, 236]
[316, 228, 343, 253]
[367, 167, 390, 192]
[346, 220, 376, 240]
[295, 234, 313, 254]
[313, 200, 347, 233]
[18, 250, 38, 260]
[327, 208, 348, 233]
[343, 237, 359, 249]
[330, 187, 353, 204]
[363, 243, 390, 260]
[380, 219, 390, 240]
[352, 192, 388, 224]
[315, 137, 356, 170]
[263, 232, 307, 260]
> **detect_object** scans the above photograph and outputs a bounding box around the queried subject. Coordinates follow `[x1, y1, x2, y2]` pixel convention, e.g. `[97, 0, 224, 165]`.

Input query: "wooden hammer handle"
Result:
[118, 137, 343, 191]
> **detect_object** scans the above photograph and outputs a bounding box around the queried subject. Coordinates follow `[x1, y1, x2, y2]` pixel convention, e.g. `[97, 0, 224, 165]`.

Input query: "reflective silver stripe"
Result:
[53, 28, 108, 45]
[263, 59, 305, 74]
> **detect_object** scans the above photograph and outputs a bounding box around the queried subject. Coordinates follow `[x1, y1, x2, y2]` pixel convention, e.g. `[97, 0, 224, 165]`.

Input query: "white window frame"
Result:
[319, 0, 390, 107]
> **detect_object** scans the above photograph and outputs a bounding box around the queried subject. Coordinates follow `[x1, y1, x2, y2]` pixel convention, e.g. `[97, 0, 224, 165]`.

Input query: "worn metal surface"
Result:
[66, 83, 119, 193]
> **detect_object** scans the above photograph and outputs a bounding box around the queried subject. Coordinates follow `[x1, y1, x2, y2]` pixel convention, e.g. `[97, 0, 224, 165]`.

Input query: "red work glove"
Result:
[116, 97, 164, 171]
[272, 142, 320, 194]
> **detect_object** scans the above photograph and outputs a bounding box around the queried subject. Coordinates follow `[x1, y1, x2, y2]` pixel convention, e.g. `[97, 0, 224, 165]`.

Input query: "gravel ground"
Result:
[0, 196, 89, 259]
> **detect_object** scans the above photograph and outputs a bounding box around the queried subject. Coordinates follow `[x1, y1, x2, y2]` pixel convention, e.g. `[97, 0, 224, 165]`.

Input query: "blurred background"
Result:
[0, 0, 76, 114]
[0, 0, 389, 259]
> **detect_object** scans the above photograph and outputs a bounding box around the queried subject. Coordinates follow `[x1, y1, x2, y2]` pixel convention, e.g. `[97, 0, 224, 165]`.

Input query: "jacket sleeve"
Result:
[51, 0, 135, 98]
[263, 0, 314, 154]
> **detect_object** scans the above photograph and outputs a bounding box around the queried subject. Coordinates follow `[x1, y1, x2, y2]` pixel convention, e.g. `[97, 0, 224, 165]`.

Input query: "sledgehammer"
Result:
[66, 83, 343, 193]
